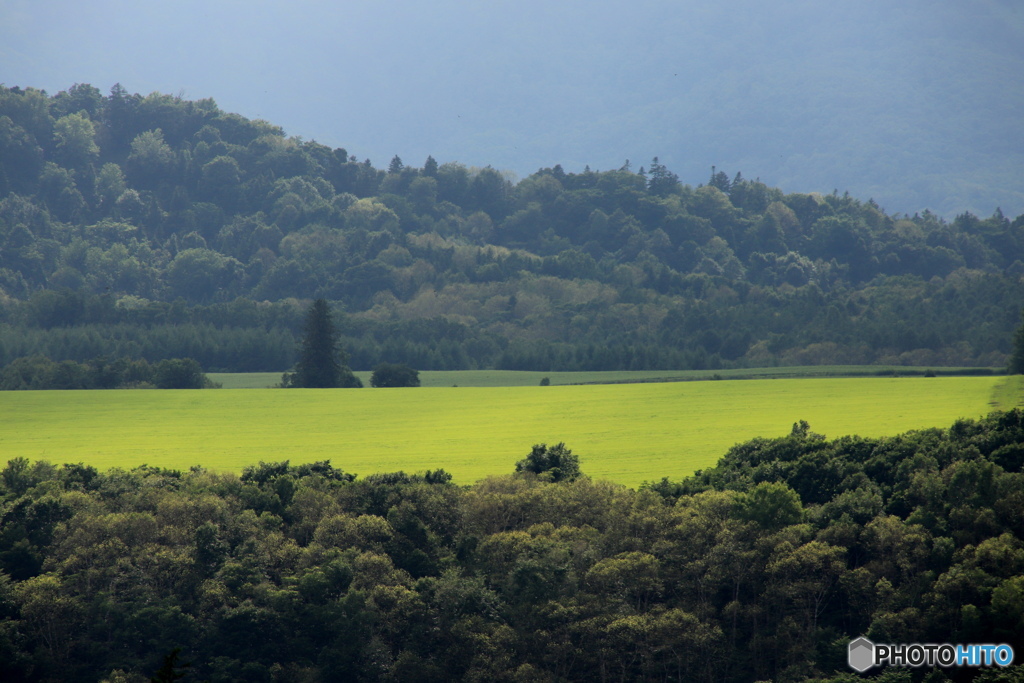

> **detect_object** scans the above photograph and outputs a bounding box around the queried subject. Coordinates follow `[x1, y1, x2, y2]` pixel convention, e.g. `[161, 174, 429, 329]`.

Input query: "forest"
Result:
[0, 412, 1021, 681]
[3, 82, 1024, 682]
[2, 83, 1024, 374]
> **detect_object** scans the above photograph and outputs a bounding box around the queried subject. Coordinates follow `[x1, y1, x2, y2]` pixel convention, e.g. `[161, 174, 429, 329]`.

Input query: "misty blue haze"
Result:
[2, 0, 1022, 217]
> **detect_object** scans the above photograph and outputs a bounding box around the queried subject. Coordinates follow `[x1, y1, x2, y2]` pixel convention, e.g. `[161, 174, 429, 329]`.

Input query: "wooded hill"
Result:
[2, 84, 1023, 372]
[1, 412, 1022, 681]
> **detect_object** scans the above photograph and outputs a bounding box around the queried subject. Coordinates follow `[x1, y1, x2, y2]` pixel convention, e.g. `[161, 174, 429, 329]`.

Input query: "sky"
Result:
[2, 0, 1023, 217]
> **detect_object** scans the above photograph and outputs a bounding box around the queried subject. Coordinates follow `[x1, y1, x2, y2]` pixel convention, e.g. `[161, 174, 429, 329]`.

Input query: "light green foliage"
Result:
[344, 198, 399, 233]
[735, 481, 804, 529]
[0, 377, 998, 487]
[165, 248, 243, 301]
[52, 112, 98, 168]
[125, 128, 176, 188]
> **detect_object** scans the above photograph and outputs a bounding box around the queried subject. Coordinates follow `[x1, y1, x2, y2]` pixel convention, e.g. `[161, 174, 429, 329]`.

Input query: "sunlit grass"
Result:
[0, 376, 999, 488]
[990, 374, 1024, 410]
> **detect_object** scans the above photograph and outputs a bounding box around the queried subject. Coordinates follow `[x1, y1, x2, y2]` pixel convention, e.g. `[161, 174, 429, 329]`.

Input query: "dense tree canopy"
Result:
[1, 83, 1023, 374]
[0, 354, 212, 390]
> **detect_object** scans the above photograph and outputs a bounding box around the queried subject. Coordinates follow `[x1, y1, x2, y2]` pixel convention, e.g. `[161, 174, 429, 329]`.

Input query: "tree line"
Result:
[0, 411, 1022, 681]
[0, 355, 214, 390]
[0, 298, 422, 390]
[2, 84, 1024, 372]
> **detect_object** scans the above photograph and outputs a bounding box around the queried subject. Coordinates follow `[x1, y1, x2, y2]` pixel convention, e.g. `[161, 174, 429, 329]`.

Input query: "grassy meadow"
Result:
[0, 375, 1006, 488]
[205, 369, 744, 389]
[208, 365, 999, 389]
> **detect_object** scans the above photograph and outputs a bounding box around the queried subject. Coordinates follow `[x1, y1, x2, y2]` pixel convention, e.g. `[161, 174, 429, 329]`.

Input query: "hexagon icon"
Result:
[848, 637, 874, 672]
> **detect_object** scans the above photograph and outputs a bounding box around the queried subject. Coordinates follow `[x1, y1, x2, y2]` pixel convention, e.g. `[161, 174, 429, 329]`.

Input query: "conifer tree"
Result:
[423, 155, 438, 177]
[283, 299, 362, 388]
[647, 156, 679, 197]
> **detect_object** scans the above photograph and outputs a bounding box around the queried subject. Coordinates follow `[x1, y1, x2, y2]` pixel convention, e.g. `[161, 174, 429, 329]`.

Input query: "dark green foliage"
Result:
[422, 468, 452, 484]
[514, 442, 581, 482]
[0, 354, 212, 390]
[647, 156, 680, 197]
[369, 362, 420, 387]
[1, 82, 1023, 374]
[283, 299, 361, 388]
[152, 358, 208, 389]
[150, 648, 189, 683]
[0, 355, 92, 390]
[240, 460, 292, 485]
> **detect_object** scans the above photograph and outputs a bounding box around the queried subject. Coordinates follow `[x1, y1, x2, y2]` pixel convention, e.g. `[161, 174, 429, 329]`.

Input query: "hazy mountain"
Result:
[2, 0, 1022, 217]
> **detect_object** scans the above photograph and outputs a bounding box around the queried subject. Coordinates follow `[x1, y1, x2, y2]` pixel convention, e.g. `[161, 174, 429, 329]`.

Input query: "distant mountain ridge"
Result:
[1, 0, 1021, 217]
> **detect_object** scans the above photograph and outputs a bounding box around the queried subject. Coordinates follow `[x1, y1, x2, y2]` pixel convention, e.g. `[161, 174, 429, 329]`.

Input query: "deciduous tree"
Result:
[153, 358, 208, 389]
[369, 363, 420, 387]
[515, 443, 581, 482]
[53, 113, 99, 169]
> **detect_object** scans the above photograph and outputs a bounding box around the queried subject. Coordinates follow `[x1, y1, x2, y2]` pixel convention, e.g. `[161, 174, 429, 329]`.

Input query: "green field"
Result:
[990, 374, 1024, 409]
[209, 366, 1000, 389]
[0, 376, 1005, 488]
[206, 369, 743, 389]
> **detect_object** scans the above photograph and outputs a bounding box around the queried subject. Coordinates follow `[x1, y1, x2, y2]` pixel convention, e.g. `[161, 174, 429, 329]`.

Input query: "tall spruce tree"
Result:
[284, 299, 362, 388]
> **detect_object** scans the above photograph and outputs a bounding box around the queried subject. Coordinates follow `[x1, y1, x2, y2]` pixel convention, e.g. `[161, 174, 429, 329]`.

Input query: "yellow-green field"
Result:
[0, 376, 1006, 488]
[989, 374, 1024, 409]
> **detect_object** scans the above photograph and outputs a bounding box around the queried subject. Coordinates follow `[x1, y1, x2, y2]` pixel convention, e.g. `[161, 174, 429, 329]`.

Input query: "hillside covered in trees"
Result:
[2, 84, 1023, 373]
[1, 412, 1022, 681]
